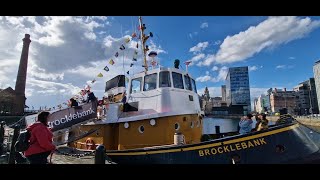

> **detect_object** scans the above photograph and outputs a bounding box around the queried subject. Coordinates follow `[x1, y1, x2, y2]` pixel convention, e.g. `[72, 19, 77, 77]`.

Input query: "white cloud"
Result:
[0, 16, 165, 108]
[276, 65, 294, 69]
[289, 56, 295, 60]
[200, 22, 208, 29]
[27, 78, 81, 96]
[196, 66, 228, 83]
[248, 65, 258, 71]
[188, 32, 198, 39]
[211, 66, 228, 82]
[189, 42, 209, 53]
[199, 16, 320, 66]
[187, 53, 205, 66]
[212, 66, 219, 71]
[196, 71, 212, 82]
[214, 40, 221, 45]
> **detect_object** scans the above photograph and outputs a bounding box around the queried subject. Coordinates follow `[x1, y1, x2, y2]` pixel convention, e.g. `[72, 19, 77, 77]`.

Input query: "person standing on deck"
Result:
[86, 90, 97, 103]
[239, 114, 253, 134]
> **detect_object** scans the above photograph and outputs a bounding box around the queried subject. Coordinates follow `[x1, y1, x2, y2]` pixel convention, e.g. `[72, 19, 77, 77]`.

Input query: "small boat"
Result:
[27, 16, 320, 164]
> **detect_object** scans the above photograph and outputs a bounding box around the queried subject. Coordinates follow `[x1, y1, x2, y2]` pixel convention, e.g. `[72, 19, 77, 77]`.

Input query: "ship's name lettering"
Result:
[198, 138, 267, 157]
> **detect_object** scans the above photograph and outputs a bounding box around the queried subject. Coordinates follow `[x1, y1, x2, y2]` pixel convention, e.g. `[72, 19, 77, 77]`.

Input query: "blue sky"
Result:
[0, 16, 320, 109]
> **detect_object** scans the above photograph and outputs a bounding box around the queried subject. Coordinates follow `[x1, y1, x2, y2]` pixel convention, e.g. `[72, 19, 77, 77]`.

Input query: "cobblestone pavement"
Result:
[51, 153, 95, 164]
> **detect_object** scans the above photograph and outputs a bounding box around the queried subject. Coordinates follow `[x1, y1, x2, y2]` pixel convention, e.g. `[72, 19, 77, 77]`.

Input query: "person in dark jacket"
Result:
[69, 98, 79, 107]
[86, 90, 96, 103]
[24, 111, 56, 164]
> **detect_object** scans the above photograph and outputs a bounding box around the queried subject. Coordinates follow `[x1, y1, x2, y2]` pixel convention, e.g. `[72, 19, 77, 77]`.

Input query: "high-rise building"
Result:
[221, 85, 226, 102]
[225, 66, 251, 113]
[294, 78, 319, 115]
[313, 60, 320, 114]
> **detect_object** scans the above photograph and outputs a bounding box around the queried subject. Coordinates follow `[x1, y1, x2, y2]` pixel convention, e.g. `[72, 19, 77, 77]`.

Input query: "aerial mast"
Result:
[139, 16, 148, 72]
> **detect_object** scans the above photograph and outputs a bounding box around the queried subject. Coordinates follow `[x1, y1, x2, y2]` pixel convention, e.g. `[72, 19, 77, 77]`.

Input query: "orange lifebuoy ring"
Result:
[85, 138, 95, 150]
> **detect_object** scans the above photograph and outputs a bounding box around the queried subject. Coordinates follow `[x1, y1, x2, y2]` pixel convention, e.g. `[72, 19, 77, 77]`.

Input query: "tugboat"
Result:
[25, 16, 320, 164]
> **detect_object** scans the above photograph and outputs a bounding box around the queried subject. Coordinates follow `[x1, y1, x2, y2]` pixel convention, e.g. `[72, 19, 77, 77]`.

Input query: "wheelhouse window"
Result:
[184, 75, 192, 91]
[191, 78, 197, 93]
[159, 71, 171, 88]
[131, 77, 142, 93]
[172, 72, 184, 89]
[144, 73, 157, 91]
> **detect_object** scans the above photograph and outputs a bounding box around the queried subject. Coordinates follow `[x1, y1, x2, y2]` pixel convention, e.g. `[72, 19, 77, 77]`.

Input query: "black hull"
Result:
[106, 122, 320, 164]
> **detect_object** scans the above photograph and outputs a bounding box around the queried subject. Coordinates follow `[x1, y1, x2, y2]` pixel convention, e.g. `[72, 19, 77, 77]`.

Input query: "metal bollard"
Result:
[94, 144, 106, 164]
[8, 125, 20, 164]
[215, 126, 221, 138]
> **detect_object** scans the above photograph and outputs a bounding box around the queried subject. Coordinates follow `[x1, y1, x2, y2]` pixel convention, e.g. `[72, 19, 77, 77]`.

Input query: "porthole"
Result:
[150, 119, 156, 126]
[196, 120, 200, 127]
[190, 121, 194, 128]
[276, 145, 285, 153]
[124, 122, 129, 129]
[139, 125, 145, 133]
[174, 123, 180, 131]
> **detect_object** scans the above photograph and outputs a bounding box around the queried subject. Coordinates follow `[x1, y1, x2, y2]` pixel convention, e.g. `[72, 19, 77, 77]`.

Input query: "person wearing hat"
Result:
[239, 114, 253, 134]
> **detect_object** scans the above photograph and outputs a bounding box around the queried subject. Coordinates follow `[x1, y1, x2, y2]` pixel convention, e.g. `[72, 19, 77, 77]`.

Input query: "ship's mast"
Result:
[139, 16, 148, 72]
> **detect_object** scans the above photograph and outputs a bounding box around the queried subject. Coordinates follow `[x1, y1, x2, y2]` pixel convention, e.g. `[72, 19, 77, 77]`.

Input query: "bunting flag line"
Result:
[133, 57, 137, 61]
[136, 43, 139, 49]
[149, 32, 153, 37]
[131, 32, 137, 38]
[104, 65, 109, 72]
[97, 73, 103, 77]
[109, 59, 115, 65]
[130, 63, 134, 67]
[127, 71, 129, 75]
[120, 44, 125, 50]
[115, 52, 119, 57]
[134, 50, 138, 55]
[91, 79, 96, 83]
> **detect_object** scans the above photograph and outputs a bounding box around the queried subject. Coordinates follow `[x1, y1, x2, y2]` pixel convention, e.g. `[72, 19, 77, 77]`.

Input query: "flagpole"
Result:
[139, 16, 148, 72]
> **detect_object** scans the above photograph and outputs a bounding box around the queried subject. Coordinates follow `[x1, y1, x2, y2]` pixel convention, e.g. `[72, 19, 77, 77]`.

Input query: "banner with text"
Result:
[48, 101, 97, 132]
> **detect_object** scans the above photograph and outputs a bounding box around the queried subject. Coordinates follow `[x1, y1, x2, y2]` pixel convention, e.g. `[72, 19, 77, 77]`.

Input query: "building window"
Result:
[159, 71, 171, 88]
[144, 73, 157, 91]
[131, 77, 142, 93]
[184, 75, 192, 91]
[172, 72, 184, 89]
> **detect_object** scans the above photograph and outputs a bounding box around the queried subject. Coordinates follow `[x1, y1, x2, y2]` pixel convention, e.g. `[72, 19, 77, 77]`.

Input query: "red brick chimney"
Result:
[15, 34, 31, 115]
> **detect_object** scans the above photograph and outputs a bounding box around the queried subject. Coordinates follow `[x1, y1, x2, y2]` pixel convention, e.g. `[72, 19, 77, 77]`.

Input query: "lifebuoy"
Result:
[85, 138, 95, 150]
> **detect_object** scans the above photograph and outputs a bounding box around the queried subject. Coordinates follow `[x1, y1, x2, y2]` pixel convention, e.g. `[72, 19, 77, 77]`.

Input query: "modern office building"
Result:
[313, 60, 320, 114]
[225, 66, 251, 114]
